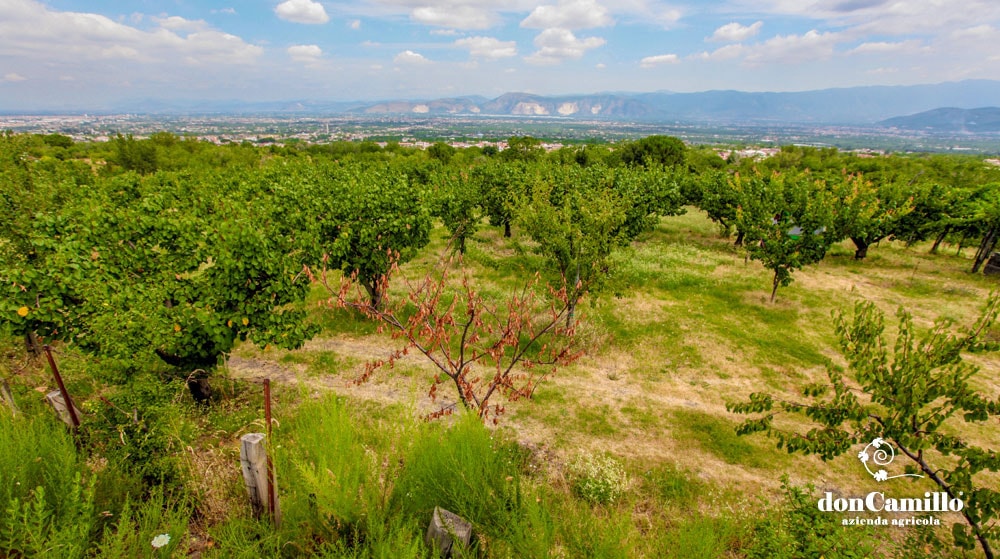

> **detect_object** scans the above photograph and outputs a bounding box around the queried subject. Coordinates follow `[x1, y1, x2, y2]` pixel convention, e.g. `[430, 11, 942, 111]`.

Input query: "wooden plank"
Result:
[0, 379, 18, 416]
[425, 506, 472, 558]
[239, 433, 281, 525]
[46, 390, 82, 428]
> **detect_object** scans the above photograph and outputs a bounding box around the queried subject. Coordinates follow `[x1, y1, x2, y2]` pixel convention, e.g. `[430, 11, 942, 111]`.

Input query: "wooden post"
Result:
[1, 379, 19, 416]
[46, 390, 83, 428]
[425, 507, 472, 558]
[43, 345, 80, 430]
[263, 379, 276, 520]
[240, 433, 281, 525]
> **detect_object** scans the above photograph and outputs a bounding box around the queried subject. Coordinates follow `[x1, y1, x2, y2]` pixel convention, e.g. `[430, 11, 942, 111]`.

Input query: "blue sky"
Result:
[2, 0, 999, 109]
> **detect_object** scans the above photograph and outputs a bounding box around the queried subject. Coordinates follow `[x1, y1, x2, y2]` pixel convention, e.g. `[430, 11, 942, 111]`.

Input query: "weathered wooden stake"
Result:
[43, 345, 80, 430]
[46, 390, 83, 428]
[1, 379, 19, 416]
[425, 506, 472, 558]
[263, 379, 277, 521]
[240, 433, 281, 525]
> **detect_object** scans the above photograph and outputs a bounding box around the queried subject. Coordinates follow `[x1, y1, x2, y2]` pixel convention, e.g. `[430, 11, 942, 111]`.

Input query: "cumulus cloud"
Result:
[3, 73, 28, 82]
[349, 19, 362, 30]
[849, 39, 923, 54]
[275, 0, 329, 24]
[411, 5, 495, 29]
[455, 36, 517, 59]
[525, 28, 605, 65]
[640, 53, 678, 67]
[694, 43, 745, 61]
[0, 0, 262, 65]
[394, 49, 430, 64]
[521, 0, 613, 30]
[152, 15, 210, 32]
[287, 44, 323, 62]
[744, 29, 840, 65]
[708, 21, 762, 42]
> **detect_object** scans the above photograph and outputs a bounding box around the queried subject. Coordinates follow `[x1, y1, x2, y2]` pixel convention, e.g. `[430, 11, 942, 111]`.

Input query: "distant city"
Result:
[1, 112, 998, 155]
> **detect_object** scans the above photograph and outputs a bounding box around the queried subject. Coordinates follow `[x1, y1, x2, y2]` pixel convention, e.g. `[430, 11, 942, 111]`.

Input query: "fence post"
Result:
[43, 345, 80, 430]
[239, 433, 281, 525]
[1, 379, 19, 416]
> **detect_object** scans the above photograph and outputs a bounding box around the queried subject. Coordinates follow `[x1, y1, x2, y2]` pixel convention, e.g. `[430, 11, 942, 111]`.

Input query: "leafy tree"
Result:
[427, 141, 456, 164]
[474, 160, 531, 238]
[968, 183, 1000, 274]
[2, 168, 318, 397]
[432, 168, 480, 254]
[111, 133, 158, 174]
[697, 169, 744, 242]
[827, 173, 914, 260]
[729, 294, 1000, 559]
[734, 170, 834, 302]
[501, 135, 544, 162]
[618, 135, 686, 168]
[519, 164, 680, 324]
[318, 163, 432, 308]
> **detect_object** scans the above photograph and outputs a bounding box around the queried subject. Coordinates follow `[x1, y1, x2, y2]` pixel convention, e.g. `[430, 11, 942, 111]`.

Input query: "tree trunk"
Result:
[850, 237, 870, 260]
[734, 229, 745, 247]
[363, 280, 382, 310]
[972, 226, 999, 274]
[770, 271, 780, 303]
[929, 226, 950, 254]
[24, 331, 41, 357]
[503, 221, 511, 238]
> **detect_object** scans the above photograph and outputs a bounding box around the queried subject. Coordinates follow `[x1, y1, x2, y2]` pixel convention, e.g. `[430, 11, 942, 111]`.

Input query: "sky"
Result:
[2, 0, 1000, 109]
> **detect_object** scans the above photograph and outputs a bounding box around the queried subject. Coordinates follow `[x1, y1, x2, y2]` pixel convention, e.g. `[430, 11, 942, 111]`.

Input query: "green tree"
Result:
[2, 167, 318, 397]
[618, 135, 687, 168]
[828, 173, 914, 260]
[520, 164, 680, 324]
[319, 163, 432, 308]
[729, 294, 1000, 559]
[734, 170, 834, 302]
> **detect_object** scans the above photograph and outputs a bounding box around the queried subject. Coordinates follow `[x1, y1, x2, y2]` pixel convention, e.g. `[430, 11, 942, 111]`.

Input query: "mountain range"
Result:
[879, 107, 1000, 133]
[105, 80, 1000, 128]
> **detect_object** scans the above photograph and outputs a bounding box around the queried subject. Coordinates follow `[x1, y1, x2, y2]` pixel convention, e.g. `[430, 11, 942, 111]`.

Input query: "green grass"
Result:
[671, 409, 777, 469]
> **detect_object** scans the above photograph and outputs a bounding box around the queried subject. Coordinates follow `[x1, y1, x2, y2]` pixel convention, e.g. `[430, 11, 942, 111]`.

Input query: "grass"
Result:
[4, 205, 998, 558]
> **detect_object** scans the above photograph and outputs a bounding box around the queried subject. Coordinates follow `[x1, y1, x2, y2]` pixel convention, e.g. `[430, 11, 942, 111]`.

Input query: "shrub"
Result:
[566, 452, 629, 506]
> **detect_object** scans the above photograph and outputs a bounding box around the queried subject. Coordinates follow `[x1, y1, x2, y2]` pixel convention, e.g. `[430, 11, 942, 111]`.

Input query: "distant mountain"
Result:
[879, 107, 1000, 133]
[346, 80, 1000, 125]
[26, 80, 1000, 126]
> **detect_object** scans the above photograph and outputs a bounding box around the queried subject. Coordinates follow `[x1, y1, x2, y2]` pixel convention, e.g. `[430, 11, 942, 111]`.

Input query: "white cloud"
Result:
[367, 0, 542, 30]
[525, 28, 605, 65]
[455, 36, 517, 59]
[0, 0, 262, 65]
[212, 8, 237, 15]
[694, 43, 745, 61]
[430, 29, 459, 35]
[849, 39, 923, 54]
[640, 53, 678, 67]
[709, 21, 762, 42]
[394, 49, 431, 64]
[3, 73, 28, 82]
[349, 19, 362, 30]
[521, 0, 613, 30]
[744, 30, 840, 65]
[411, 5, 495, 29]
[287, 44, 323, 62]
[152, 15, 210, 32]
[275, 0, 329, 24]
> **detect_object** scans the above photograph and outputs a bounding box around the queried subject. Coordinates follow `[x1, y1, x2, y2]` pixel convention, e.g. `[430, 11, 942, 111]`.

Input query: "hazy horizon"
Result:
[3, 0, 1000, 110]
